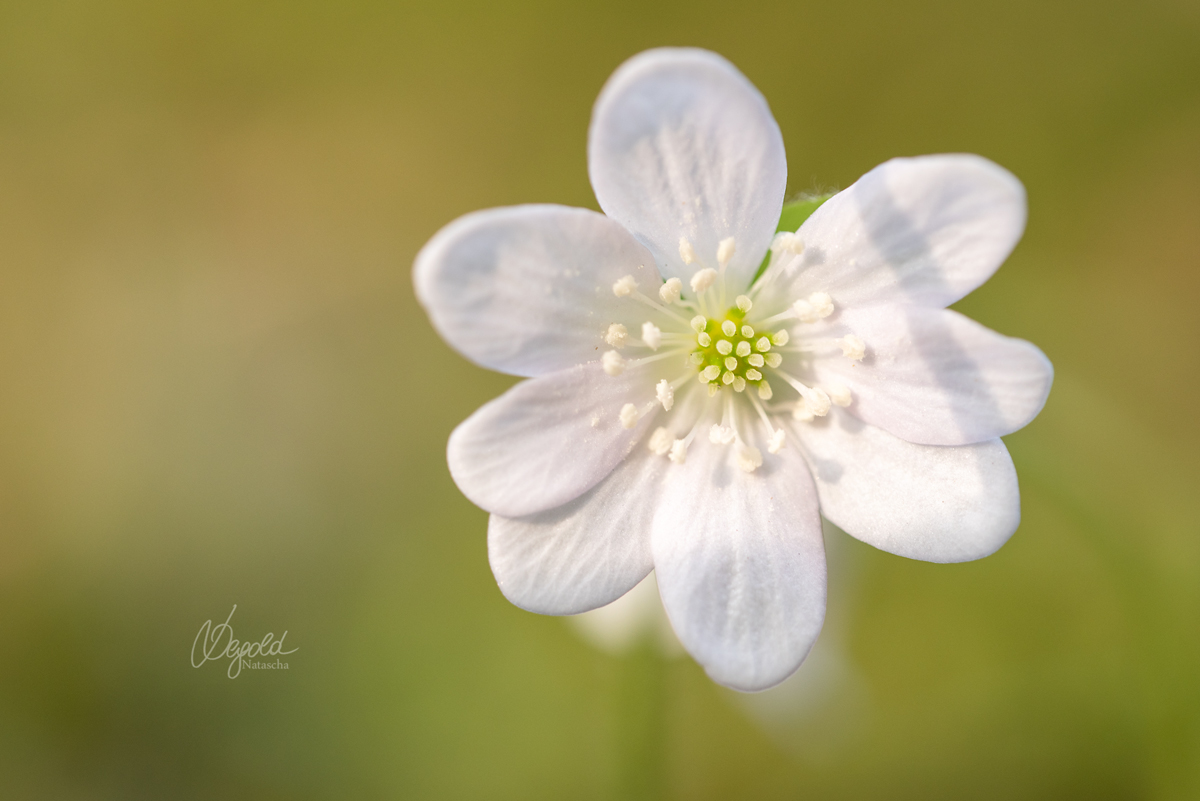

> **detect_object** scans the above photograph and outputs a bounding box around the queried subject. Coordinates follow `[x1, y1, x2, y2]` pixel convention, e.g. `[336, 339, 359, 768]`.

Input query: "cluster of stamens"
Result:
[597, 233, 868, 473]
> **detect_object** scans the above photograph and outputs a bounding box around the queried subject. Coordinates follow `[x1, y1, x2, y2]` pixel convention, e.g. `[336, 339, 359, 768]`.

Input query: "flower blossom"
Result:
[414, 48, 1053, 691]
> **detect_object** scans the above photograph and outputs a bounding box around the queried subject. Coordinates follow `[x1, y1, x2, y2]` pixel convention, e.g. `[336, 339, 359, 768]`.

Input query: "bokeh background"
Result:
[1, 0, 1198, 798]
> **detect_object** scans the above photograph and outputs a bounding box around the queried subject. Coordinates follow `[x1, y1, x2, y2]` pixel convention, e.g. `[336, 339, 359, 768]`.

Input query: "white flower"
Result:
[414, 48, 1053, 692]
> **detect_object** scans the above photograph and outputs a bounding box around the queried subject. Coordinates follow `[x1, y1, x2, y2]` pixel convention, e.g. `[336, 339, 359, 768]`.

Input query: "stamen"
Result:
[659, 277, 683, 304]
[735, 445, 762, 473]
[741, 325, 754, 338]
[735, 341, 751, 357]
[612, 275, 638, 297]
[642, 322, 662, 350]
[669, 439, 688, 464]
[716, 237, 736, 268]
[768, 430, 786, 454]
[698, 332, 712, 347]
[829, 384, 853, 407]
[648, 427, 673, 455]
[709, 424, 735, 445]
[605, 323, 628, 348]
[745, 368, 762, 381]
[771, 330, 790, 346]
[602, 350, 625, 376]
[721, 320, 737, 337]
[721, 371, 734, 385]
[772, 231, 805, 256]
[809, 292, 834, 318]
[619, 403, 640, 429]
[690, 315, 707, 333]
[764, 353, 782, 368]
[735, 294, 753, 312]
[775, 370, 832, 417]
[679, 237, 697, 265]
[732, 376, 746, 392]
[722, 356, 737, 371]
[690, 268, 717, 294]
[840, 335, 866, 361]
[716, 339, 732, 355]
[689, 352, 705, 366]
[755, 336, 771, 352]
[747, 353, 764, 368]
[700, 365, 721, 382]
[758, 381, 773, 400]
[656, 379, 675, 411]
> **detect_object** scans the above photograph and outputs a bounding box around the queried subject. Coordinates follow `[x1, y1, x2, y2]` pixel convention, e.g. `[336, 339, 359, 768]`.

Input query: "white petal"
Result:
[414, 204, 660, 377]
[767, 155, 1025, 309]
[588, 48, 786, 295]
[651, 439, 826, 692]
[487, 447, 668, 615]
[794, 409, 1020, 562]
[448, 360, 659, 517]
[807, 305, 1053, 445]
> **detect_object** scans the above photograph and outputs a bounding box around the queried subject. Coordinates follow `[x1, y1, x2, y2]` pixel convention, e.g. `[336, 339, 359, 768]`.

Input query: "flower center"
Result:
[687, 298, 785, 399]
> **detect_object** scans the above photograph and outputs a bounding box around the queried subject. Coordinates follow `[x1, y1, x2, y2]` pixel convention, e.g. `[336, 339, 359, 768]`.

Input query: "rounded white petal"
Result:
[794, 409, 1020, 562]
[448, 361, 658, 517]
[414, 204, 659, 377]
[487, 447, 669, 615]
[808, 305, 1053, 445]
[651, 440, 826, 692]
[767, 155, 1026, 309]
[588, 48, 786, 295]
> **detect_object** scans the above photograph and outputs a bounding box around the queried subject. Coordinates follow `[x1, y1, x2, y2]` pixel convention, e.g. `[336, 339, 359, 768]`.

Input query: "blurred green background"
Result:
[0, 0, 1198, 798]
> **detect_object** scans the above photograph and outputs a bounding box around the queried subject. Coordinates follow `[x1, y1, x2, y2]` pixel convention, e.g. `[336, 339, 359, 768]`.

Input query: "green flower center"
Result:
[689, 306, 784, 397]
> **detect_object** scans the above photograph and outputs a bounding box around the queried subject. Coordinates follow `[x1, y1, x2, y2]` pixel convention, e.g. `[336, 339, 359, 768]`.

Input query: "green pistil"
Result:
[692, 309, 772, 392]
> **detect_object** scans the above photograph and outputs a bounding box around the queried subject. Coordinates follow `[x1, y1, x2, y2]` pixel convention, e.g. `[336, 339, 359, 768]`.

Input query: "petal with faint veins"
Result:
[807, 305, 1053, 446]
[589, 48, 786, 295]
[765, 155, 1025, 310]
[488, 447, 670, 615]
[795, 409, 1020, 562]
[651, 439, 826, 691]
[414, 204, 660, 377]
[448, 360, 659, 517]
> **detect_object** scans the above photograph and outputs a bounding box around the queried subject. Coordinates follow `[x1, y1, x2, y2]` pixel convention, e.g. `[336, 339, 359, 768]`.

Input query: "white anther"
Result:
[732, 376, 746, 392]
[764, 353, 782, 368]
[724, 356, 738, 371]
[602, 350, 626, 375]
[648, 426, 673, 455]
[747, 353, 764, 368]
[690, 268, 717, 294]
[735, 445, 763, 473]
[679, 236, 697, 265]
[809, 292, 834, 318]
[804, 388, 832, 417]
[656, 379, 674, 411]
[735, 341, 751, 357]
[642, 322, 662, 350]
[772, 329, 790, 346]
[697, 332, 712, 347]
[709, 424, 736, 445]
[721, 320, 737, 337]
[700, 365, 721, 382]
[668, 438, 688, 464]
[792, 299, 819, 324]
[773, 231, 806, 255]
[659, 277, 683, 304]
[722, 371, 735, 385]
[716, 237, 736, 268]
[619, 403, 639, 429]
[741, 325, 755, 338]
[745, 368, 762, 381]
[716, 339, 733, 355]
[840, 335, 866, 361]
[648, 429, 676, 453]
[735, 295, 753, 312]
[690, 315, 707, 333]
[613, 275, 638, 297]
[768, 430, 786, 454]
[757, 381, 774, 400]
[605, 323, 628, 348]
[792, 405, 814, 422]
[829, 384, 853, 407]
[755, 336, 772, 352]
